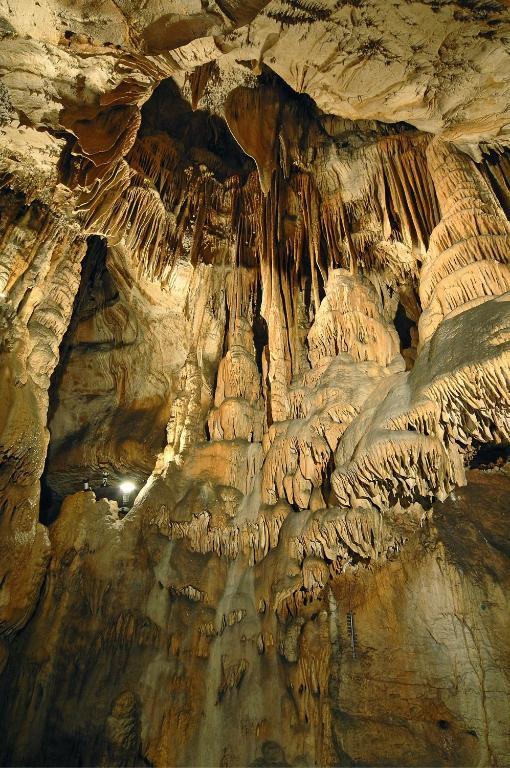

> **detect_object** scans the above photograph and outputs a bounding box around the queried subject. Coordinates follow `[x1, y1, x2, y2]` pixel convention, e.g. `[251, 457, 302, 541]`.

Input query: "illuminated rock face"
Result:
[0, 2, 510, 766]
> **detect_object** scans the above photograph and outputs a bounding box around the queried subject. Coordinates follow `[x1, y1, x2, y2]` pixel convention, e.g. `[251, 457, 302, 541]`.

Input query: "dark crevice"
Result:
[468, 442, 510, 470]
[253, 314, 268, 378]
[394, 300, 414, 350]
[39, 236, 107, 524]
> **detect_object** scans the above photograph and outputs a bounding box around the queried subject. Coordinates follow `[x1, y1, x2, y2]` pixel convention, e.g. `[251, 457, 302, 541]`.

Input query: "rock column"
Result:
[419, 139, 510, 345]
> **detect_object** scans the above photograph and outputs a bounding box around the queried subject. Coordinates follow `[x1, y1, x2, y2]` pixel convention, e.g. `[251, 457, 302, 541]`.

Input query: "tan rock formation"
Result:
[0, 197, 86, 639]
[419, 139, 510, 345]
[0, 2, 510, 766]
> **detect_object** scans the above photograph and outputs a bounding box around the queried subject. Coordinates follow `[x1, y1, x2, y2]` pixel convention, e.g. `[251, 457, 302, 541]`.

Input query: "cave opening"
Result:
[252, 314, 269, 379]
[40, 235, 107, 524]
[394, 300, 414, 350]
[468, 441, 510, 470]
[137, 76, 254, 183]
[40, 233, 169, 523]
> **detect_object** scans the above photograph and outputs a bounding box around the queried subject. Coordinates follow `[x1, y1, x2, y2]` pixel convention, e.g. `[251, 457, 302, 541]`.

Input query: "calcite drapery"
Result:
[0, 199, 86, 639]
[419, 139, 510, 345]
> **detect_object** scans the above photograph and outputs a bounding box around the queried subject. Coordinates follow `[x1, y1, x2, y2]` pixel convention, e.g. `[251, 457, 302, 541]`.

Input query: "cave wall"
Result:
[0, 470, 508, 767]
[0, 1, 510, 766]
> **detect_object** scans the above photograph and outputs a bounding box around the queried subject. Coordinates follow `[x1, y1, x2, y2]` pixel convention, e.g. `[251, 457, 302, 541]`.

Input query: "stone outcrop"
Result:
[0, 2, 510, 766]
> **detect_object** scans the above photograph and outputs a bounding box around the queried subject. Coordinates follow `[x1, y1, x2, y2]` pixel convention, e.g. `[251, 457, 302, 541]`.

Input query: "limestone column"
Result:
[419, 138, 510, 345]
[0, 199, 86, 641]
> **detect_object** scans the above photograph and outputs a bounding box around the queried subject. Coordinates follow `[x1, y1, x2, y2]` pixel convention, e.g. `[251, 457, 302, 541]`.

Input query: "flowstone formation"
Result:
[0, 1, 510, 766]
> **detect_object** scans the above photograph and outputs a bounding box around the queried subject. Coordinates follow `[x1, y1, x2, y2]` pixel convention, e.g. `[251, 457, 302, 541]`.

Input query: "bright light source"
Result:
[120, 481, 136, 494]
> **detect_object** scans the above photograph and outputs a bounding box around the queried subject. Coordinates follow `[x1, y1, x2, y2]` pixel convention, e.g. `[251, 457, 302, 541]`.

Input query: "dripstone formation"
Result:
[0, 2, 510, 766]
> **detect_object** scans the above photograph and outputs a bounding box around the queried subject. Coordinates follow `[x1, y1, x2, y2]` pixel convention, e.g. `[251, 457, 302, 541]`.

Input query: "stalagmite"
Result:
[261, 268, 404, 510]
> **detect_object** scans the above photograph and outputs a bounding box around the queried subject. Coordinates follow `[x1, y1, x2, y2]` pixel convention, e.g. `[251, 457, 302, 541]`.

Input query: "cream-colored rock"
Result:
[0, 5, 509, 766]
[419, 139, 510, 344]
[262, 269, 404, 510]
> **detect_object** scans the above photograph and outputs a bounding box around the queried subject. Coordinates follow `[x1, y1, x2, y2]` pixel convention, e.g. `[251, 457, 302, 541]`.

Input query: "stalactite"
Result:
[321, 190, 356, 272]
[296, 173, 325, 310]
[480, 148, 510, 219]
[224, 84, 280, 195]
[376, 135, 440, 250]
[186, 61, 219, 110]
